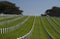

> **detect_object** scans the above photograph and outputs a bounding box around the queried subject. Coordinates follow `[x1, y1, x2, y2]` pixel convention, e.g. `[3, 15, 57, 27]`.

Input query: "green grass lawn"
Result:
[29, 16, 49, 39]
[0, 16, 27, 28]
[41, 16, 60, 39]
[0, 16, 34, 39]
[0, 16, 60, 39]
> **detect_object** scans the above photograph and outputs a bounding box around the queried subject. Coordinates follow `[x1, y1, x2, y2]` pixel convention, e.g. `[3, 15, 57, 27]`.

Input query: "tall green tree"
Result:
[41, 6, 60, 16]
[0, 1, 23, 15]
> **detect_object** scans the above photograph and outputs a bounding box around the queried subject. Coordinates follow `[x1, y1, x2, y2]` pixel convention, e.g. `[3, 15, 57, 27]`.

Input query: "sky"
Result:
[0, 0, 60, 16]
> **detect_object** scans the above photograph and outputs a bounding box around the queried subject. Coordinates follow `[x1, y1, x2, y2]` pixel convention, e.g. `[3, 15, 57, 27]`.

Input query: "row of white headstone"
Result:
[0, 15, 15, 20]
[46, 17, 60, 34]
[7, 16, 30, 32]
[0, 28, 9, 34]
[0, 16, 23, 25]
[51, 17, 60, 27]
[17, 17, 35, 39]
[0, 15, 21, 34]
[40, 17, 54, 39]
[0, 16, 20, 34]
[0, 14, 22, 17]
[0, 16, 30, 34]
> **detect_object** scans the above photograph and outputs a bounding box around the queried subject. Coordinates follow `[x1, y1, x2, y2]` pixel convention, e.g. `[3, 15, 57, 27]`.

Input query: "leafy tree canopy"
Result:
[0, 1, 23, 15]
[41, 6, 60, 17]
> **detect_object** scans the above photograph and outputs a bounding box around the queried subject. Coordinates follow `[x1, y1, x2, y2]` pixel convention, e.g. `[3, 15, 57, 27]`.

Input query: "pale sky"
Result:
[0, 0, 60, 16]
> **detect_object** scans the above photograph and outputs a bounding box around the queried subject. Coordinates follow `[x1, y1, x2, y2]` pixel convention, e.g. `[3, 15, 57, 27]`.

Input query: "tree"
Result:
[42, 6, 60, 16]
[0, 1, 23, 15]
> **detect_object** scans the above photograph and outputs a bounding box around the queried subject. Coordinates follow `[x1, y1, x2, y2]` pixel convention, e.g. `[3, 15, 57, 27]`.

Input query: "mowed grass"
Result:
[0, 16, 27, 28]
[0, 16, 19, 22]
[0, 16, 60, 39]
[51, 17, 60, 27]
[29, 16, 49, 39]
[41, 16, 60, 39]
[48, 17, 60, 31]
[0, 16, 34, 39]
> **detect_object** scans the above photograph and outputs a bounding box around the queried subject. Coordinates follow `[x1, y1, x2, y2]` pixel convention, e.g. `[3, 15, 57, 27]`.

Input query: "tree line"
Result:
[41, 6, 60, 16]
[0, 1, 23, 15]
